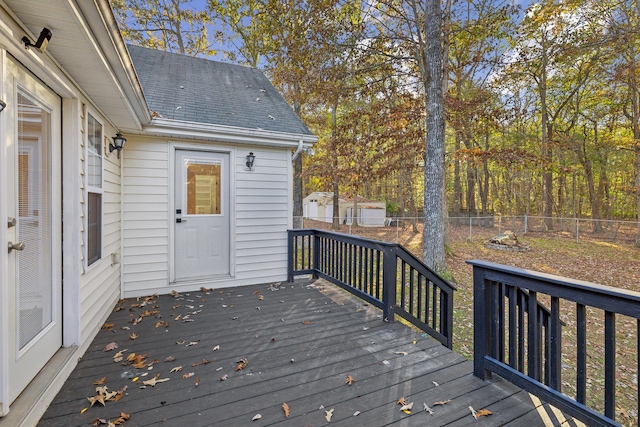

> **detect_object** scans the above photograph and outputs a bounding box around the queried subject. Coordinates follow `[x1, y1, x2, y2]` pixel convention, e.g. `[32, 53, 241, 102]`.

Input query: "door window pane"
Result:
[17, 91, 53, 349]
[185, 161, 221, 215]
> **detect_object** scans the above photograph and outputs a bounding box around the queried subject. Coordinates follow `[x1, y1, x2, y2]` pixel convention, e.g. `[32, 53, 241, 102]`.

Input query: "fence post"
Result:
[382, 245, 397, 322]
[473, 266, 491, 379]
[498, 216, 502, 235]
[576, 219, 579, 244]
[524, 215, 528, 234]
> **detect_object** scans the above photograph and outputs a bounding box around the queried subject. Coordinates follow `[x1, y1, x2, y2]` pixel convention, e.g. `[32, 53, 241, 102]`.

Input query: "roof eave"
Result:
[138, 117, 318, 147]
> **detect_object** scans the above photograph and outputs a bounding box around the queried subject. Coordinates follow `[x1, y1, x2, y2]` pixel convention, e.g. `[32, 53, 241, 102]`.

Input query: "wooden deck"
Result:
[38, 278, 583, 426]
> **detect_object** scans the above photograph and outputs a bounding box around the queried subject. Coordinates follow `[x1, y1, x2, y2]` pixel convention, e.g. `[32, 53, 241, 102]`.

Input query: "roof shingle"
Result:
[128, 45, 313, 136]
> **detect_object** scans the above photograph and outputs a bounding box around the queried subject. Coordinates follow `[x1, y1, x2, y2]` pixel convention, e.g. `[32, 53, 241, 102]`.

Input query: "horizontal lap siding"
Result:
[122, 138, 170, 295]
[79, 118, 121, 345]
[122, 139, 292, 296]
[235, 148, 290, 282]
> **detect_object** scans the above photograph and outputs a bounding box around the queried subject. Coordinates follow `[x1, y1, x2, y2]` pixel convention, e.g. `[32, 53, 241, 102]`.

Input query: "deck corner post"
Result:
[287, 230, 294, 283]
[473, 265, 491, 380]
[382, 245, 397, 322]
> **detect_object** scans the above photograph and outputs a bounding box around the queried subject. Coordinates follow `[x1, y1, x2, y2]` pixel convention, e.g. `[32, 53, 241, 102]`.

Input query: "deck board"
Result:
[38, 278, 578, 426]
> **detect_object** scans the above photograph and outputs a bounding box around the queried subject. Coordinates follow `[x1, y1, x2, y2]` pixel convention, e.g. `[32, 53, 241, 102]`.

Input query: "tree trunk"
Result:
[453, 131, 462, 215]
[331, 103, 340, 230]
[422, 0, 447, 273]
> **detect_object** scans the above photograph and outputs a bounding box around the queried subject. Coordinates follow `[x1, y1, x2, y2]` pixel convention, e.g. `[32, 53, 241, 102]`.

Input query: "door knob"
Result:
[7, 217, 16, 228]
[8, 241, 25, 253]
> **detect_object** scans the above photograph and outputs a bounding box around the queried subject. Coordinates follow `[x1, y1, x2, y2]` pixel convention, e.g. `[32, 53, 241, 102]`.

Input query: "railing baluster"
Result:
[604, 310, 616, 420]
[498, 282, 505, 362]
[518, 289, 525, 373]
[549, 296, 561, 391]
[417, 274, 423, 322]
[528, 290, 540, 381]
[401, 261, 406, 312]
[508, 286, 517, 368]
[491, 281, 501, 360]
[576, 303, 587, 405]
[409, 267, 415, 316]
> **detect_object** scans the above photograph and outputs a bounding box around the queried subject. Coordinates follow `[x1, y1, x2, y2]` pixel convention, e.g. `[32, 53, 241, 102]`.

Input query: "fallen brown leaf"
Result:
[220, 374, 228, 381]
[170, 366, 183, 373]
[129, 333, 137, 340]
[194, 377, 200, 387]
[397, 397, 407, 406]
[345, 375, 355, 385]
[282, 402, 290, 418]
[182, 372, 195, 379]
[155, 321, 169, 328]
[236, 357, 248, 371]
[325, 408, 334, 422]
[93, 377, 107, 385]
[102, 323, 115, 331]
[142, 374, 169, 387]
[192, 358, 211, 367]
[302, 321, 313, 325]
[165, 356, 175, 362]
[103, 342, 118, 352]
[433, 399, 451, 406]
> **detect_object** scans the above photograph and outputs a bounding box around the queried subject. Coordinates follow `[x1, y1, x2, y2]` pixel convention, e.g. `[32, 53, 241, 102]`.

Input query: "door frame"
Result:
[168, 142, 236, 285]
[0, 43, 81, 416]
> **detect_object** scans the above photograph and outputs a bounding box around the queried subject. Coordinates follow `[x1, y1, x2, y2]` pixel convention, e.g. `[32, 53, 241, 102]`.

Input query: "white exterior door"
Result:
[174, 150, 230, 281]
[4, 58, 62, 404]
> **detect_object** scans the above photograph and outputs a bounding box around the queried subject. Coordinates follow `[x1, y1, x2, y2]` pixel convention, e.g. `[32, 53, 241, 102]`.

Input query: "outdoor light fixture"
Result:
[22, 27, 52, 53]
[109, 133, 127, 159]
[0, 100, 5, 113]
[245, 152, 255, 170]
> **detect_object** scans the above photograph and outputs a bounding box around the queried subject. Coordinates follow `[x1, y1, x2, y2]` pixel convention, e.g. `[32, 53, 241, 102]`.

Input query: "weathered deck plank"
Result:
[38, 279, 578, 426]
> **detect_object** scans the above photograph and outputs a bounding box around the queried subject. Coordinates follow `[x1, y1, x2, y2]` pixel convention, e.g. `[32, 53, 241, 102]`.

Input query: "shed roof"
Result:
[127, 45, 312, 136]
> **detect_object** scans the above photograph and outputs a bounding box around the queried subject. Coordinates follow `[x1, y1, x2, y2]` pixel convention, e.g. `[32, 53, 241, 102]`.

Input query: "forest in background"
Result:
[111, 0, 640, 258]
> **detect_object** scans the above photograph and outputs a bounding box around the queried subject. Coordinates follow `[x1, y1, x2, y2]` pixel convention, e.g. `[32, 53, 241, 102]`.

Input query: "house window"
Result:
[86, 113, 102, 266]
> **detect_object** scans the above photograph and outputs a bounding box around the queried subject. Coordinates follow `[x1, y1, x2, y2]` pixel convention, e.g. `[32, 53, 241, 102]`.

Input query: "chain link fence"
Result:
[294, 215, 640, 246]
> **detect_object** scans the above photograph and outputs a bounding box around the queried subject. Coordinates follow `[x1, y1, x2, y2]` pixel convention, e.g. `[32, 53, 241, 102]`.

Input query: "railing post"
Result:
[473, 266, 491, 379]
[382, 245, 396, 322]
[312, 232, 320, 279]
[287, 231, 294, 282]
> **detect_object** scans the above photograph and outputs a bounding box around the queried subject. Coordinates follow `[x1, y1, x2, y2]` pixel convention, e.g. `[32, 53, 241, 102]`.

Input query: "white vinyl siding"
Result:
[121, 138, 291, 297]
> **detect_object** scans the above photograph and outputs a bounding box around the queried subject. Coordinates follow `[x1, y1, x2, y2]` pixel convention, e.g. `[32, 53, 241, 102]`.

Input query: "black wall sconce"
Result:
[245, 152, 256, 171]
[22, 28, 52, 53]
[109, 133, 127, 159]
[0, 100, 6, 113]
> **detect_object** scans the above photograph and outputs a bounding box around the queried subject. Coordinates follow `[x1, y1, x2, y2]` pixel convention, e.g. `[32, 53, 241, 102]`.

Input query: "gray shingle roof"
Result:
[127, 45, 313, 136]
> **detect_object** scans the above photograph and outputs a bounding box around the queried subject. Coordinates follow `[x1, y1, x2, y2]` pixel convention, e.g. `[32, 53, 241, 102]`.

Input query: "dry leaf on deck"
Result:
[102, 323, 115, 331]
[282, 402, 290, 418]
[469, 406, 492, 419]
[112, 349, 126, 363]
[170, 366, 183, 373]
[80, 408, 88, 414]
[302, 321, 313, 325]
[182, 372, 195, 379]
[395, 351, 408, 356]
[252, 414, 262, 421]
[129, 333, 138, 340]
[142, 374, 169, 387]
[155, 321, 169, 328]
[236, 357, 248, 371]
[397, 397, 407, 406]
[192, 358, 210, 367]
[219, 374, 228, 381]
[258, 294, 264, 300]
[325, 407, 334, 422]
[433, 399, 451, 406]
[399, 402, 413, 414]
[345, 375, 355, 385]
[87, 394, 106, 407]
[194, 377, 200, 387]
[212, 345, 220, 351]
[93, 377, 107, 385]
[103, 342, 118, 352]
[164, 356, 175, 362]
[423, 402, 434, 415]
[200, 287, 209, 293]
[186, 341, 200, 346]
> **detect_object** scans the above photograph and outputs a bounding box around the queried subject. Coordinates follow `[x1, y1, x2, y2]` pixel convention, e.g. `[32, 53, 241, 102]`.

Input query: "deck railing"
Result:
[288, 229, 456, 348]
[469, 259, 640, 427]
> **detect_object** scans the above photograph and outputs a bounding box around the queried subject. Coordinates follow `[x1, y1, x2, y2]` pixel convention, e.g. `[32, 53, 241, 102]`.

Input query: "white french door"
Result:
[4, 57, 62, 405]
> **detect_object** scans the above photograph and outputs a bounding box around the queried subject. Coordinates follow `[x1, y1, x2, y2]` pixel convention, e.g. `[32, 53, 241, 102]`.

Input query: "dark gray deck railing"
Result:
[469, 259, 640, 427]
[288, 229, 456, 348]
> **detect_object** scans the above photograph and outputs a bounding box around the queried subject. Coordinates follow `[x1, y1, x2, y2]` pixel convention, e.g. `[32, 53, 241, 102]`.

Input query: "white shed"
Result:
[303, 192, 386, 226]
